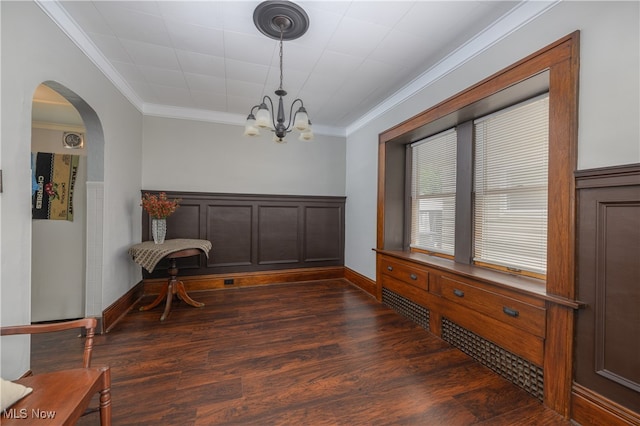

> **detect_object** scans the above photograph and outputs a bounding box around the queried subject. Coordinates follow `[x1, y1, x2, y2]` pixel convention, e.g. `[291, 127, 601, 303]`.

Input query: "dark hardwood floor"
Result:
[30, 279, 571, 425]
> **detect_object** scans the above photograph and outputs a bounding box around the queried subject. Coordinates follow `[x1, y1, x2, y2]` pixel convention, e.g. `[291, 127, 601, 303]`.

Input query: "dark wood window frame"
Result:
[377, 32, 580, 415]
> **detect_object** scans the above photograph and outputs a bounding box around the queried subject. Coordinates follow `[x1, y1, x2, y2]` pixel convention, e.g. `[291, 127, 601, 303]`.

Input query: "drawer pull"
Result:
[453, 289, 464, 298]
[410, 273, 418, 280]
[503, 307, 520, 317]
[387, 266, 393, 271]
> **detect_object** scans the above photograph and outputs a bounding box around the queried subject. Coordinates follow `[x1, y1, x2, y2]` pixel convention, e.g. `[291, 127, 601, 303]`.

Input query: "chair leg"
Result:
[99, 367, 112, 426]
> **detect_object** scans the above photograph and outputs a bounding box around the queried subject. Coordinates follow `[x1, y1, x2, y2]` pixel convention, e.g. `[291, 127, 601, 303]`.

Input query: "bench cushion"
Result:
[1, 378, 33, 410]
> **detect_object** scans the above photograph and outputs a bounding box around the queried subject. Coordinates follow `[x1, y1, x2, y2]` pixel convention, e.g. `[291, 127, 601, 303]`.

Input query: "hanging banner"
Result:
[32, 152, 79, 221]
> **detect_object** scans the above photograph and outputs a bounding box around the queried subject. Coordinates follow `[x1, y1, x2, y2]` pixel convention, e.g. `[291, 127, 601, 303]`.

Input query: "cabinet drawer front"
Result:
[381, 275, 431, 308]
[440, 276, 546, 337]
[381, 258, 429, 290]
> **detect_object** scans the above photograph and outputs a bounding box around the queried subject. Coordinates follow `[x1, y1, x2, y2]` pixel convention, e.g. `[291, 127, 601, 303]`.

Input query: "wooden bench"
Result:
[1, 318, 111, 425]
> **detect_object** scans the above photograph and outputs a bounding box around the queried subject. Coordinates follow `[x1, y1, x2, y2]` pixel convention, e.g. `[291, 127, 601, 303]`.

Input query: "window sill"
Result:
[374, 248, 583, 309]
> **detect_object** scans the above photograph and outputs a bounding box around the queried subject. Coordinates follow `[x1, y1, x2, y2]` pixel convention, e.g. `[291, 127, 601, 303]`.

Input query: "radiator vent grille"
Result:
[442, 317, 544, 400]
[382, 287, 429, 330]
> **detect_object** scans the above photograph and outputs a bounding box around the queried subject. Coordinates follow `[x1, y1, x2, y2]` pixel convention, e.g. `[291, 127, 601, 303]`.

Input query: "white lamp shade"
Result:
[299, 129, 313, 141]
[243, 118, 260, 136]
[255, 107, 272, 128]
[293, 110, 309, 131]
[299, 131, 313, 141]
[299, 121, 313, 140]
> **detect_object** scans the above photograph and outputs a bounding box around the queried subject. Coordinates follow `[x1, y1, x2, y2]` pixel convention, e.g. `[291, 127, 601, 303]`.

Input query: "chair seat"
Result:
[2, 368, 108, 426]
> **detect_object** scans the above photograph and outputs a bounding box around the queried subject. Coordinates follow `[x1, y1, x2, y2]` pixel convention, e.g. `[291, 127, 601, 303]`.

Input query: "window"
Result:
[474, 95, 549, 275]
[410, 129, 457, 256]
[406, 94, 550, 276]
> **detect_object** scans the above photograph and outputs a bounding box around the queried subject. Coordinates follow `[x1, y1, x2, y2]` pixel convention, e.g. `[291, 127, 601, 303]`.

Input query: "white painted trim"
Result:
[143, 103, 246, 126]
[309, 123, 345, 138]
[35, 0, 145, 112]
[143, 103, 346, 137]
[345, 1, 560, 136]
[32, 121, 85, 133]
[85, 181, 104, 318]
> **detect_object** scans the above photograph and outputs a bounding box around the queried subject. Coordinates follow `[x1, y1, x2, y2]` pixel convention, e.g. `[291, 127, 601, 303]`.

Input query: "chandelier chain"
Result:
[279, 28, 284, 91]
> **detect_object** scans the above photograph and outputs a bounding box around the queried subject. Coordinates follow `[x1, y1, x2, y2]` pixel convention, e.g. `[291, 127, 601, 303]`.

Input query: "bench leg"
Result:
[160, 281, 175, 321]
[99, 368, 112, 426]
[176, 280, 205, 308]
[139, 283, 168, 312]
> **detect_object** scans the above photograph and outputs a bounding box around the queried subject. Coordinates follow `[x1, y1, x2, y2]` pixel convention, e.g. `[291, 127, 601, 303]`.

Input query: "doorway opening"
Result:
[30, 81, 105, 324]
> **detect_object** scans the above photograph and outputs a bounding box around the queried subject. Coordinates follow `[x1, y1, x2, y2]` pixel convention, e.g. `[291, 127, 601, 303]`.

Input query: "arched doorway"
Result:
[30, 81, 105, 323]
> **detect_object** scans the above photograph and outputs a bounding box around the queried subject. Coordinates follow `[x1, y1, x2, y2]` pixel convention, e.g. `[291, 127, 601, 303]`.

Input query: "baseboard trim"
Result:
[142, 266, 345, 295]
[19, 370, 34, 379]
[102, 281, 144, 333]
[571, 382, 640, 425]
[344, 267, 377, 297]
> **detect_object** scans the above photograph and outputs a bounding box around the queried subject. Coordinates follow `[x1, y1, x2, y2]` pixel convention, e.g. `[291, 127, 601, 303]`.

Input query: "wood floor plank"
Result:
[28, 279, 570, 425]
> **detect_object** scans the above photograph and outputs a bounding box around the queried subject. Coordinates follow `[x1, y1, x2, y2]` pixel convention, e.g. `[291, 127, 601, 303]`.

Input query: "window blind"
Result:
[411, 128, 457, 255]
[473, 94, 549, 274]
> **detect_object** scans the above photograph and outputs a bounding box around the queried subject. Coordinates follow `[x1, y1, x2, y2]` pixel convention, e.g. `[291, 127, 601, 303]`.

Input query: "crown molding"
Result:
[345, 0, 560, 137]
[308, 123, 345, 138]
[143, 103, 246, 126]
[35, 0, 145, 111]
[142, 103, 344, 138]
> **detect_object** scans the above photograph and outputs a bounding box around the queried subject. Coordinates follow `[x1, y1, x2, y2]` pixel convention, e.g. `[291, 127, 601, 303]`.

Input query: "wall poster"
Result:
[32, 152, 79, 221]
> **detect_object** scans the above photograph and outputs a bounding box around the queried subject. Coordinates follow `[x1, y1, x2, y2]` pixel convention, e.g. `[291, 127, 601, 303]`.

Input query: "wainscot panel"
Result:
[573, 164, 640, 422]
[141, 191, 345, 279]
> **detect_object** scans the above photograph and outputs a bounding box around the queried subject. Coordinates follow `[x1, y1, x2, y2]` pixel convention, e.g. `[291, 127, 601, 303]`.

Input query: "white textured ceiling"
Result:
[37, 1, 556, 136]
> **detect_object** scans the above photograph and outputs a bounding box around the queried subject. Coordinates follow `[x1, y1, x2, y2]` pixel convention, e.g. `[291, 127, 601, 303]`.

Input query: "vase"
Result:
[152, 218, 166, 244]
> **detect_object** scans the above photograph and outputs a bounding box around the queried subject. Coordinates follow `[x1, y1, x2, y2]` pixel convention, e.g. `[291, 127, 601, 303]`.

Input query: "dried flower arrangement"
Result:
[140, 192, 180, 219]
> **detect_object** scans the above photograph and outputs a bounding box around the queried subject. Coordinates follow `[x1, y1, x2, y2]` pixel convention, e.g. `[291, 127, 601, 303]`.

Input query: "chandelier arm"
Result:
[284, 98, 305, 132]
[262, 95, 277, 129]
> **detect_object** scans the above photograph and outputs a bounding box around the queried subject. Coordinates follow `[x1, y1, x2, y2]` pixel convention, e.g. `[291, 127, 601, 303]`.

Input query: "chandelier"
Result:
[243, 1, 313, 143]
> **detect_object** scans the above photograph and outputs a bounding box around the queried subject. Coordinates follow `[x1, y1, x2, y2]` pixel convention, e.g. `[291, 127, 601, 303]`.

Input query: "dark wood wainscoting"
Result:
[141, 191, 345, 279]
[573, 164, 640, 425]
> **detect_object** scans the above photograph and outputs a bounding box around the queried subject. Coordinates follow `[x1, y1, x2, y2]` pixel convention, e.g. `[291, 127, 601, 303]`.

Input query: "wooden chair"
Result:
[0, 318, 111, 425]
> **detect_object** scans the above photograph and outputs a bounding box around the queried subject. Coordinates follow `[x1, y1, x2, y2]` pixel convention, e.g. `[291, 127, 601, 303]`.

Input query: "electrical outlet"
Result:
[224, 279, 234, 285]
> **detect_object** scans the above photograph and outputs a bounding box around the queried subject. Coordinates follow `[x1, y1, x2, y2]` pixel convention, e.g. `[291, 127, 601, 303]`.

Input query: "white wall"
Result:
[142, 116, 346, 196]
[344, 1, 640, 280]
[1, 1, 143, 379]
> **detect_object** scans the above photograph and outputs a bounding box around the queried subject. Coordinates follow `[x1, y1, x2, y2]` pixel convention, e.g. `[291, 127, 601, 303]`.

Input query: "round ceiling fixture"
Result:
[253, 1, 309, 41]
